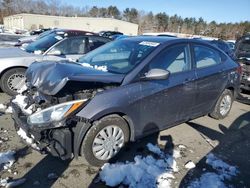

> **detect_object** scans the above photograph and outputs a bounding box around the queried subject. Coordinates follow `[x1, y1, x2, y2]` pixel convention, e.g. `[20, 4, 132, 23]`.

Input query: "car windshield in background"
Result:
[78, 39, 160, 74]
[24, 33, 63, 53]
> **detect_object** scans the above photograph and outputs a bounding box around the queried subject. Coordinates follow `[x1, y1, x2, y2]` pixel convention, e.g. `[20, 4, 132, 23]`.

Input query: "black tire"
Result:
[210, 89, 234, 120]
[80, 115, 130, 166]
[0, 68, 26, 96]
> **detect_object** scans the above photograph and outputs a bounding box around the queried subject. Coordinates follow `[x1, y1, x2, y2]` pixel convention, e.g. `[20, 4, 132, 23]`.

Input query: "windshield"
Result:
[25, 33, 63, 53]
[78, 39, 160, 74]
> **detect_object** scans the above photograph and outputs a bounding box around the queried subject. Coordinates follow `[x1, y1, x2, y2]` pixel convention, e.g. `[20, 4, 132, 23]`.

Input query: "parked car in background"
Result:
[235, 34, 250, 91]
[30, 28, 51, 35]
[11, 37, 240, 166]
[208, 39, 235, 60]
[99, 31, 123, 38]
[15, 29, 56, 47]
[0, 30, 111, 95]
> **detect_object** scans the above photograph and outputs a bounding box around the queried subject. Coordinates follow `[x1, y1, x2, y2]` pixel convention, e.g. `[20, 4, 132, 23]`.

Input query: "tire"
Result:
[80, 115, 130, 166]
[0, 68, 26, 96]
[210, 89, 233, 120]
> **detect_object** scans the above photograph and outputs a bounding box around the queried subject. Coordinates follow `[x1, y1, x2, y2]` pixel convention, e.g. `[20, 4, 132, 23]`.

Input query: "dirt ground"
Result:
[0, 91, 249, 188]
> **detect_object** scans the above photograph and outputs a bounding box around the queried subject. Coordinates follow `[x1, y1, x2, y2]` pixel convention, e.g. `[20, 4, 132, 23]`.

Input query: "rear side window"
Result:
[149, 44, 191, 74]
[194, 45, 222, 68]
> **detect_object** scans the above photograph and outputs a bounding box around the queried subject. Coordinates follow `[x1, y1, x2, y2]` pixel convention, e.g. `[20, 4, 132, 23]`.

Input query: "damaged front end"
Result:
[11, 61, 123, 160]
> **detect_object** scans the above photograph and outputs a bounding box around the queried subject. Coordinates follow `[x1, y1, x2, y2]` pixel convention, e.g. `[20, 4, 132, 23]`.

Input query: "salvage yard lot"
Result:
[0, 91, 249, 188]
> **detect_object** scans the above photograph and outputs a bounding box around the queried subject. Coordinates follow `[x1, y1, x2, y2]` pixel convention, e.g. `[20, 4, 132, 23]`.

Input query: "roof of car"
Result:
[121, 36, 203, 44]
[53, 29, 96, 37]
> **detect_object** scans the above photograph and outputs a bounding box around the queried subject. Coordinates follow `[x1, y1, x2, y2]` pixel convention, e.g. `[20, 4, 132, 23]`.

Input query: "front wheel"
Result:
[0, 68, 26, 96]
[210, 89, 233, 119]
[80, 115, 130, 166]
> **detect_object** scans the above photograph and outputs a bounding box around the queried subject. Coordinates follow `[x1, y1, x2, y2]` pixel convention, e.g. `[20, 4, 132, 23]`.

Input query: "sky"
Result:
[60, 0, 250, 23]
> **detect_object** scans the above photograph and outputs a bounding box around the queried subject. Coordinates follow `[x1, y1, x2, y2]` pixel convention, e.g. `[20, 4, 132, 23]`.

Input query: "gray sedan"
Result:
[0, 30, 111, 95]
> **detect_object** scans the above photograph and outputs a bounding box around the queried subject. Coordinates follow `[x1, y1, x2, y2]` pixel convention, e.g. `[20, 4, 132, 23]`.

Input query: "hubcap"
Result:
[7, 73, 25, 91]
[220, 95, 232, 116]
[92, 125, 125, 160]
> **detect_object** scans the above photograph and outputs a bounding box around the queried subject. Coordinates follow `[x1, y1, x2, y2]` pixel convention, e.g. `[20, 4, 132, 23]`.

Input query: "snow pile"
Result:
[0, 103, 7, 110]
[185, 161, 196, 169]
[188, 153, 238, 188]
[17, 128, 39, 150]
[0, 151, 15, 170]
[0, 178, 26, 187]
[0, 103, 13, 114]
[99, 143, 180, 188]
[82, 63, 108, 72]
[17, 128, 33, 145]
[17, 84, 28, 94]
[12, 94, 33, 115]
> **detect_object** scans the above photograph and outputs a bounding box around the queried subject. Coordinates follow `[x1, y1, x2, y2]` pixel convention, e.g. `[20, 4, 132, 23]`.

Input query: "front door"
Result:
[138, 43, 196, 133]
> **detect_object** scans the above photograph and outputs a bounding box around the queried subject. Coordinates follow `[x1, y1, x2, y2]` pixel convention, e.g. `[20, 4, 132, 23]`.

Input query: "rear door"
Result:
[191, 44, 228, 117]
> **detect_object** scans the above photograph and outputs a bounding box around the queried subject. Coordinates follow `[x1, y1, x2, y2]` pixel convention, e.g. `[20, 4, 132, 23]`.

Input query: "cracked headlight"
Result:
[27, 99, 87, 126]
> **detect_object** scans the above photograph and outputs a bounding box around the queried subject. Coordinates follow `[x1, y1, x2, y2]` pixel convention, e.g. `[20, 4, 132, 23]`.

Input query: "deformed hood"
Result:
[0, 47, 35, 58]
[26, 61, 125, 95]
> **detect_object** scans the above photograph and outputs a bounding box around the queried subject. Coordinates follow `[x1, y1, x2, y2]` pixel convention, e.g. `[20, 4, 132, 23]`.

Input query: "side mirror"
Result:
[47, 50, 62, 56]
[143, 69, 170, 80]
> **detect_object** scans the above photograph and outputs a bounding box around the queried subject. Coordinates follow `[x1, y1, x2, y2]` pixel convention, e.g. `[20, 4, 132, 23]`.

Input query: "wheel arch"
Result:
[74, 112, 135, 158]
[0, 66, 27, 79]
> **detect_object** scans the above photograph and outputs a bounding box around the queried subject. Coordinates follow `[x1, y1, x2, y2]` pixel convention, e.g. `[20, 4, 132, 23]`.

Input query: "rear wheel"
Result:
[210, 89, 233, 119]
[80, 115, 130, 166]
[0, 68, 26, 96]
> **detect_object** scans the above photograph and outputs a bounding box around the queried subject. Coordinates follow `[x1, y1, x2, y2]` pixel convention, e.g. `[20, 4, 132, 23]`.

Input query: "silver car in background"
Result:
[0, 29, 111, 95]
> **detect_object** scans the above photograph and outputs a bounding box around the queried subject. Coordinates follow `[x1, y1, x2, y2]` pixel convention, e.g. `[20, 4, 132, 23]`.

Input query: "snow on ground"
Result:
[17, 128, 33, 145]
[184, 161, 196, 169]
[17, 128, 39, 150]
[12, 94, 33, 115]
[0, 103, 7, 110]
[99, 143, 179, 188]
[0, 151, 15, 171]
[0, 103, 13, 114]
[188, 153, 238, 188]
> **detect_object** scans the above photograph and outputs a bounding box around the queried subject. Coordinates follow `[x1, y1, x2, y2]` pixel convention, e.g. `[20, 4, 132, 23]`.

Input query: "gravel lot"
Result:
[0, 91, 249, 188]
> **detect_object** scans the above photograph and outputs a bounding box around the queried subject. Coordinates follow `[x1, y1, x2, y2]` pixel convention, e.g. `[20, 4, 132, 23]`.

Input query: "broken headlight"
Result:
[27, 99, 87, 126]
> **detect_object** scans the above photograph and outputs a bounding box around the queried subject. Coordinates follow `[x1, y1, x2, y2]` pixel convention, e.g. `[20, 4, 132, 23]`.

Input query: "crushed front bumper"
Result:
[11, 102, 74, 160]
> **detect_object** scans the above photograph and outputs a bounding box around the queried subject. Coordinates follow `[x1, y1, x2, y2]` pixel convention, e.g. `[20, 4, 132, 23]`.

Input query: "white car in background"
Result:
[0, 29, 111, 95]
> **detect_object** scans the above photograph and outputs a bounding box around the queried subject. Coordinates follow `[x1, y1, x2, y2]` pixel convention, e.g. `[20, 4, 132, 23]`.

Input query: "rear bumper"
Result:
[11, 103, 74, 160]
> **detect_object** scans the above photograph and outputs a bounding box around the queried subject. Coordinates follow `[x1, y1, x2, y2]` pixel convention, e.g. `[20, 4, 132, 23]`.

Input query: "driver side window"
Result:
[149, 44, 190, 74]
